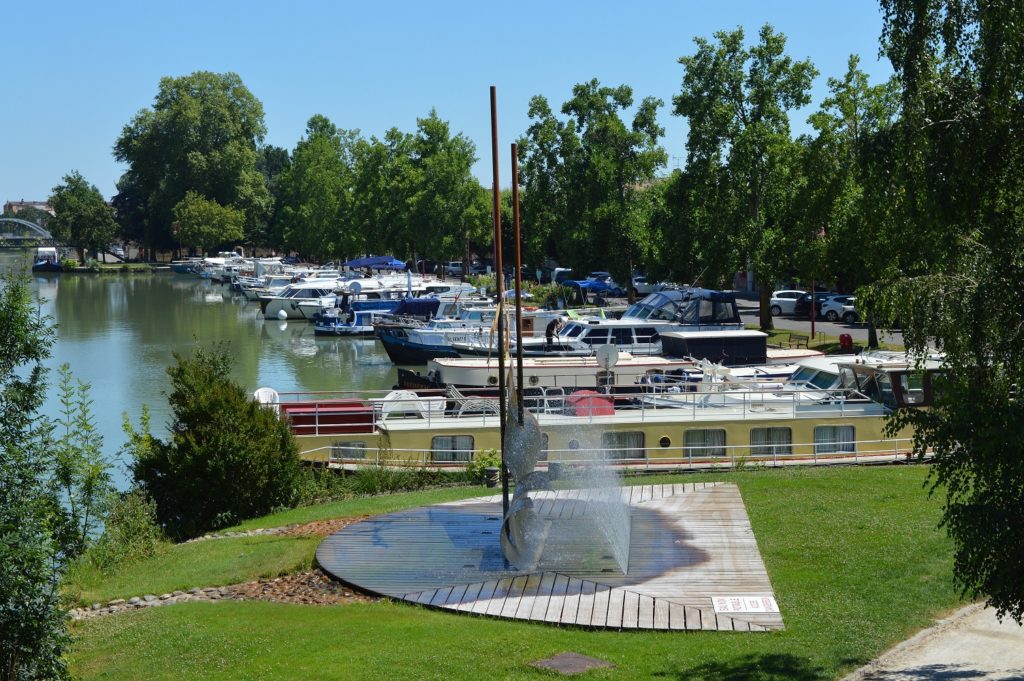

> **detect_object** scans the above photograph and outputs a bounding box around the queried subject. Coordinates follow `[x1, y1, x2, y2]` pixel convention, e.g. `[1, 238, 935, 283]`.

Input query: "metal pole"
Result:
[490, 86, 509, 521]
[511, 143, 525, 421]
[810, 279, 816, 340]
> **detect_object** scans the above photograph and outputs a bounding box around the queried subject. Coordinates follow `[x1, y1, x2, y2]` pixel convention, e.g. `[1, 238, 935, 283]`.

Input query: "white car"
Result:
[631, 275, 666, 296]
[770, 290, 806, 316]
[820, 295, 860, 324]
[444, 261, 464, 276]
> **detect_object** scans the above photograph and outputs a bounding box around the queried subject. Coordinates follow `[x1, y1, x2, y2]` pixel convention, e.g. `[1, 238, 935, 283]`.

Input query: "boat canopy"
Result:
[342, 255, 406, 270]
[391, 298, 441, 317]
[624, 288, 741, 325]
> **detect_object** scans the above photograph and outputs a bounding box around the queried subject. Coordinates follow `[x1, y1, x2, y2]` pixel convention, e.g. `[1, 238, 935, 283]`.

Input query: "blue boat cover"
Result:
[391, 298, 441, 316]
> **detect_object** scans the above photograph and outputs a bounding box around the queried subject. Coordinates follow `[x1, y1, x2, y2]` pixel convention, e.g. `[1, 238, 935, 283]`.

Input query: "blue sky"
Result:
[3, 1, 892, 203]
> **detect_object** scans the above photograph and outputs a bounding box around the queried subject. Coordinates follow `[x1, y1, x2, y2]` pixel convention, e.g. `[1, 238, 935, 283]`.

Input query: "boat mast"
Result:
[489, 86, 509, 521]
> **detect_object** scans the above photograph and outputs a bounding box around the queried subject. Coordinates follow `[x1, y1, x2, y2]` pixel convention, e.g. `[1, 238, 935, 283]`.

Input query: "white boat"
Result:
[259, 280, 340, 319]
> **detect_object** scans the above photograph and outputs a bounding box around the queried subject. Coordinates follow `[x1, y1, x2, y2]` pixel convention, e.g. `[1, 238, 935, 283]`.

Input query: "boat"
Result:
[314, 309, 391, 337]
[260, 352, 941, 471]
[259, 280, 340, 319]
[31, 246, 61, 272]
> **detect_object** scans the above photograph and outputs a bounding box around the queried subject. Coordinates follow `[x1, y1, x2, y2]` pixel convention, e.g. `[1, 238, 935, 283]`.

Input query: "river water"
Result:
[1, 251, 398, 486]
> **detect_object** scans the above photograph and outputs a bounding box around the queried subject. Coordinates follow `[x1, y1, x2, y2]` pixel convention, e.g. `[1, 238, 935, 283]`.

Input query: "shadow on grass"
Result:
[654, 653, 827, 681]
[855, 664, 1024, 680]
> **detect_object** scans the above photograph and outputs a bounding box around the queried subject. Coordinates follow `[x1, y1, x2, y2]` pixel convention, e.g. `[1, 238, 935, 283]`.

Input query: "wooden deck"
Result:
[316, 483, 783, 631]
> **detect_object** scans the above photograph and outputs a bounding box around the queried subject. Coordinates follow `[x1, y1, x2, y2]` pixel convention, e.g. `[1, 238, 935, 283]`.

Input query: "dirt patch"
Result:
[279, 516, 368, 539]
[233, 569, 375, 606]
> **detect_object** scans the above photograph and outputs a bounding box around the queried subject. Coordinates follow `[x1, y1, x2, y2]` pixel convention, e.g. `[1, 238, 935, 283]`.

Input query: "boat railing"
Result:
[268, 383, 888, 436]
[312, 436, 923, 471]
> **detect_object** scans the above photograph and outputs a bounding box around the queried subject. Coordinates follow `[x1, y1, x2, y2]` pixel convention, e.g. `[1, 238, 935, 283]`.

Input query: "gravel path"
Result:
[843, 603, 1024, 680]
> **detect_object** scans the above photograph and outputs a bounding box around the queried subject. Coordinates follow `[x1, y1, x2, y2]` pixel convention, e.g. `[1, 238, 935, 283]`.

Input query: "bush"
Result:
[465, 448, 501, 484]
[87, 488, 163, 572]
[127, 345, 303, 540]
[60, 258, 78, 269]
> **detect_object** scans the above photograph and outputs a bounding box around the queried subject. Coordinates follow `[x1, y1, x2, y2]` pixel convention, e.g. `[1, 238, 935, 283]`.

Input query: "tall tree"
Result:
[113, 71, 270, 253]
[172, 191, 245, 255]
[351, 128, 418, 258]
[863, 0, 1024, 622]
[0, 271, 69, 680]
[49, 171, 118, 263]
[674, 25, 817, 327]
[258, 145, 291, 250]
[275, 115, 361, 260]
[409, 110, 489, 264]
[517, 96, 571, 269]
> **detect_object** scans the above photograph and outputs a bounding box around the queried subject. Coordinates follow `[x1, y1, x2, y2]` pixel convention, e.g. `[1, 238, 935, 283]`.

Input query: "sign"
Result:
[711, 595, 779, 614]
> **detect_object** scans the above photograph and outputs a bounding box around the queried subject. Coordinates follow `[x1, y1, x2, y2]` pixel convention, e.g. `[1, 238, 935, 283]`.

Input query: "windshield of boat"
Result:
[790, 367, 838, 390]
[560, 323, 585, 337]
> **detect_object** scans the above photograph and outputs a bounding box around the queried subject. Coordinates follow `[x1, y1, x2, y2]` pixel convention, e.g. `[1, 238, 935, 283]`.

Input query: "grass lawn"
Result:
[69, 465, 961, 680]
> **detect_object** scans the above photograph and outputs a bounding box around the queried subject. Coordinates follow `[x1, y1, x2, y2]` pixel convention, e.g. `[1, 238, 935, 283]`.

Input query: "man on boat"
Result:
[546, 318, 563, 352]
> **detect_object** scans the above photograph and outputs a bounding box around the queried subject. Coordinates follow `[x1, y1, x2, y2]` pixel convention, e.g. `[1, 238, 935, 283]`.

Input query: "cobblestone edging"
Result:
[71, 517, 369, 620]
[70, 569, 374, 620]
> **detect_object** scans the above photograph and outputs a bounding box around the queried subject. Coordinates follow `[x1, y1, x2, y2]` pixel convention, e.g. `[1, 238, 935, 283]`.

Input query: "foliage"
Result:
[172, 191, 245, 254]
[275, 115, 360, 259]
[86, 488, 163, 573]
[49, 364, 114, 562]
[61, 258, 79, 269]
[0, 269, 69, 681]
[673, 25, 817, 327]
[517, 80, 667, 285]
[858, 0, 1024, 623]
[127, 345, 303, 540]
[113, 71, 270, 250]
[49, 170, 118, 263]
[1, 205, 52, 229]
[465, 448, 501, 484]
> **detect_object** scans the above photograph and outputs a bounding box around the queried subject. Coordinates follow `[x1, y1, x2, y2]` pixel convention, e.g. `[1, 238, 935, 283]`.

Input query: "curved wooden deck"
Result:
[316, 482, 783, 631]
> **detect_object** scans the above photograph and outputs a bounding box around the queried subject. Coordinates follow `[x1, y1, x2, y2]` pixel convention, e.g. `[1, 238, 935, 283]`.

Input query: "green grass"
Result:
[69, 465, 961, 680]
[67, 535, 320, 605]
[748, 324, 904, 352]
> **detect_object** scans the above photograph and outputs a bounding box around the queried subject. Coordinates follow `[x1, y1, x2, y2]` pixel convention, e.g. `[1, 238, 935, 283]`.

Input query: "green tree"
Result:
[172, 191, 245, 255]
[351, 128, 418, 258]
[276, 115, 361, 260]
[861, 0, 1024, 622]
[0, 205, 52, 230]
[258, 145, 292, 249]
[674, 25, 817, 328]
[410, 110, 489, 264]
[49, 171, 118, 263]
[0, 270, 69, 680]
[517, 96, 569, 268]
[129, 345, 302, 540]
[113, 71, 270, 252]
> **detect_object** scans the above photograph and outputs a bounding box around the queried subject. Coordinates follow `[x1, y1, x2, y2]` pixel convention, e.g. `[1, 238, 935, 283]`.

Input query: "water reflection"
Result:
[0, 250, 398, 487]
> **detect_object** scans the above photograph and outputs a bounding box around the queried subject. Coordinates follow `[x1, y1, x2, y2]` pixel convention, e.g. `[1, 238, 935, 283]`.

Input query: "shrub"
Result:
[127, 345, 303, 540]
[465, 448, 501, 484]
[61, 258, 78, 269]
[87, 488, 163, 572]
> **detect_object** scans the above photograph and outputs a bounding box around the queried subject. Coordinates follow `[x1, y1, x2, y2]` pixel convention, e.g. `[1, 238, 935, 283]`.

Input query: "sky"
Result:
[2, 1, 893, 204]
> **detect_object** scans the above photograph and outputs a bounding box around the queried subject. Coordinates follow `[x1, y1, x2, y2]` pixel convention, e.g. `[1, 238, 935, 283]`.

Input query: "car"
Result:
[444, 261, 464, 276]
[631, 275, 666, 296]
[821, 295, 860, 323]
[586, 272, 626, 297]
[108, 244, 125, 259]
[793, 291, 840, 318]
[552, 267, 575, 284]
[469, 262, 489, 276]
[769, 289, 806, 316]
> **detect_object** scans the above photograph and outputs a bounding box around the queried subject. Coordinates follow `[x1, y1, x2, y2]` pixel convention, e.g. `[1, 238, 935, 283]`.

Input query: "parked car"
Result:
[821, 295, 860, 323]
[469, 262, 489, 276]
[632, 275, 666, 296]
[586, 272, 626, 297]
[108, 244, 125, 259]
[769, 289, 806, 316]
[444, 261, 464, 276]
[793, 291, 840, 318]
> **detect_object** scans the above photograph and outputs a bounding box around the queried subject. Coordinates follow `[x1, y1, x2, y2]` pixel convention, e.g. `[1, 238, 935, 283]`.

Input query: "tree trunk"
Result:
[627, 253, 635, 304]
[757, 271, 773, 330]
[867, 317, 879, 349]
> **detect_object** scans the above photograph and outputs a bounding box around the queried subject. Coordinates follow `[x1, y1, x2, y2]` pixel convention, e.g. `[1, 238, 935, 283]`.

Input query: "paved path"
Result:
[735, 294, 905, 347]
[843, 603, 1024, 680]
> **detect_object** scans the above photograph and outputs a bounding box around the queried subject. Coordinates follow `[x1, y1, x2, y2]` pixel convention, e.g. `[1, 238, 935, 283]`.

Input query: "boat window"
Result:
[814, 426, 855, 454]
[791, 367, 818, 384]
[807, 371, 838, 390]
[684, 429, 726, 457]
[750, 427, 792, 457]
[839, 367, 859, 392]
[634, 327, 660, 343]
[330, 441, 366, 460]
[611, 327, 634, 345]
[876, 372, 896, 409]
[561, 323, 584, 338]
[582, 329, 610, 345]
[601, 431, 645, 460]
[699, 299, 714, 322]
[431, 435, 474, 462]
[897, 372, 928, 406]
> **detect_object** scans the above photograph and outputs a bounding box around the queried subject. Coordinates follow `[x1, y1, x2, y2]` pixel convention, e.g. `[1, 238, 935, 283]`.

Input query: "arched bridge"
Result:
[0, 218, 55, 248]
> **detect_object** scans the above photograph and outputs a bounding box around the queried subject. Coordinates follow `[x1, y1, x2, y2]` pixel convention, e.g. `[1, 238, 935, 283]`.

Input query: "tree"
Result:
[861, 0, 1024, 622]
[0, 270, 69, 680]
[49, 171, 118, 262]
[129, 345, 302, 540]
[409, 110, 489, 264]
[258, 145, 292, 249]
[172, 191, 245, 255]
[351, 128, 418, 258]
[113, 71, 270, 252]
[517, 96, 569, 268]
[275, 115, 361, 260]
[674, 25, 817, 328]
[0, 205, 51, 230]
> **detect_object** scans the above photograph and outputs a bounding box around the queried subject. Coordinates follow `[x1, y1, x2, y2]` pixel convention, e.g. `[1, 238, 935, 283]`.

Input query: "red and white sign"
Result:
[712, 595, 779, 614]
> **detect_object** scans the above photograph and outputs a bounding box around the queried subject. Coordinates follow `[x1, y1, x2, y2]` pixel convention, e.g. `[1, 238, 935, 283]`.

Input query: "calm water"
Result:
[1, 251, 398, 486]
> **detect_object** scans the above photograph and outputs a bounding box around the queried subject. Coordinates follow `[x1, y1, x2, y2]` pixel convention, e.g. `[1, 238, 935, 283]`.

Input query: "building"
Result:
[3, 200, 54, 216]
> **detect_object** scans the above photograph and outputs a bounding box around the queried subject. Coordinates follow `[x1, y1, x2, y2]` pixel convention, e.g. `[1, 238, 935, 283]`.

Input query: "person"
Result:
[545, 318, 563, 352]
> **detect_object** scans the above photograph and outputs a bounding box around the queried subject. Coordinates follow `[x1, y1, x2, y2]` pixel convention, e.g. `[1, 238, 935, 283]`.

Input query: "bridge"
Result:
[0, 217, 55, 248]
